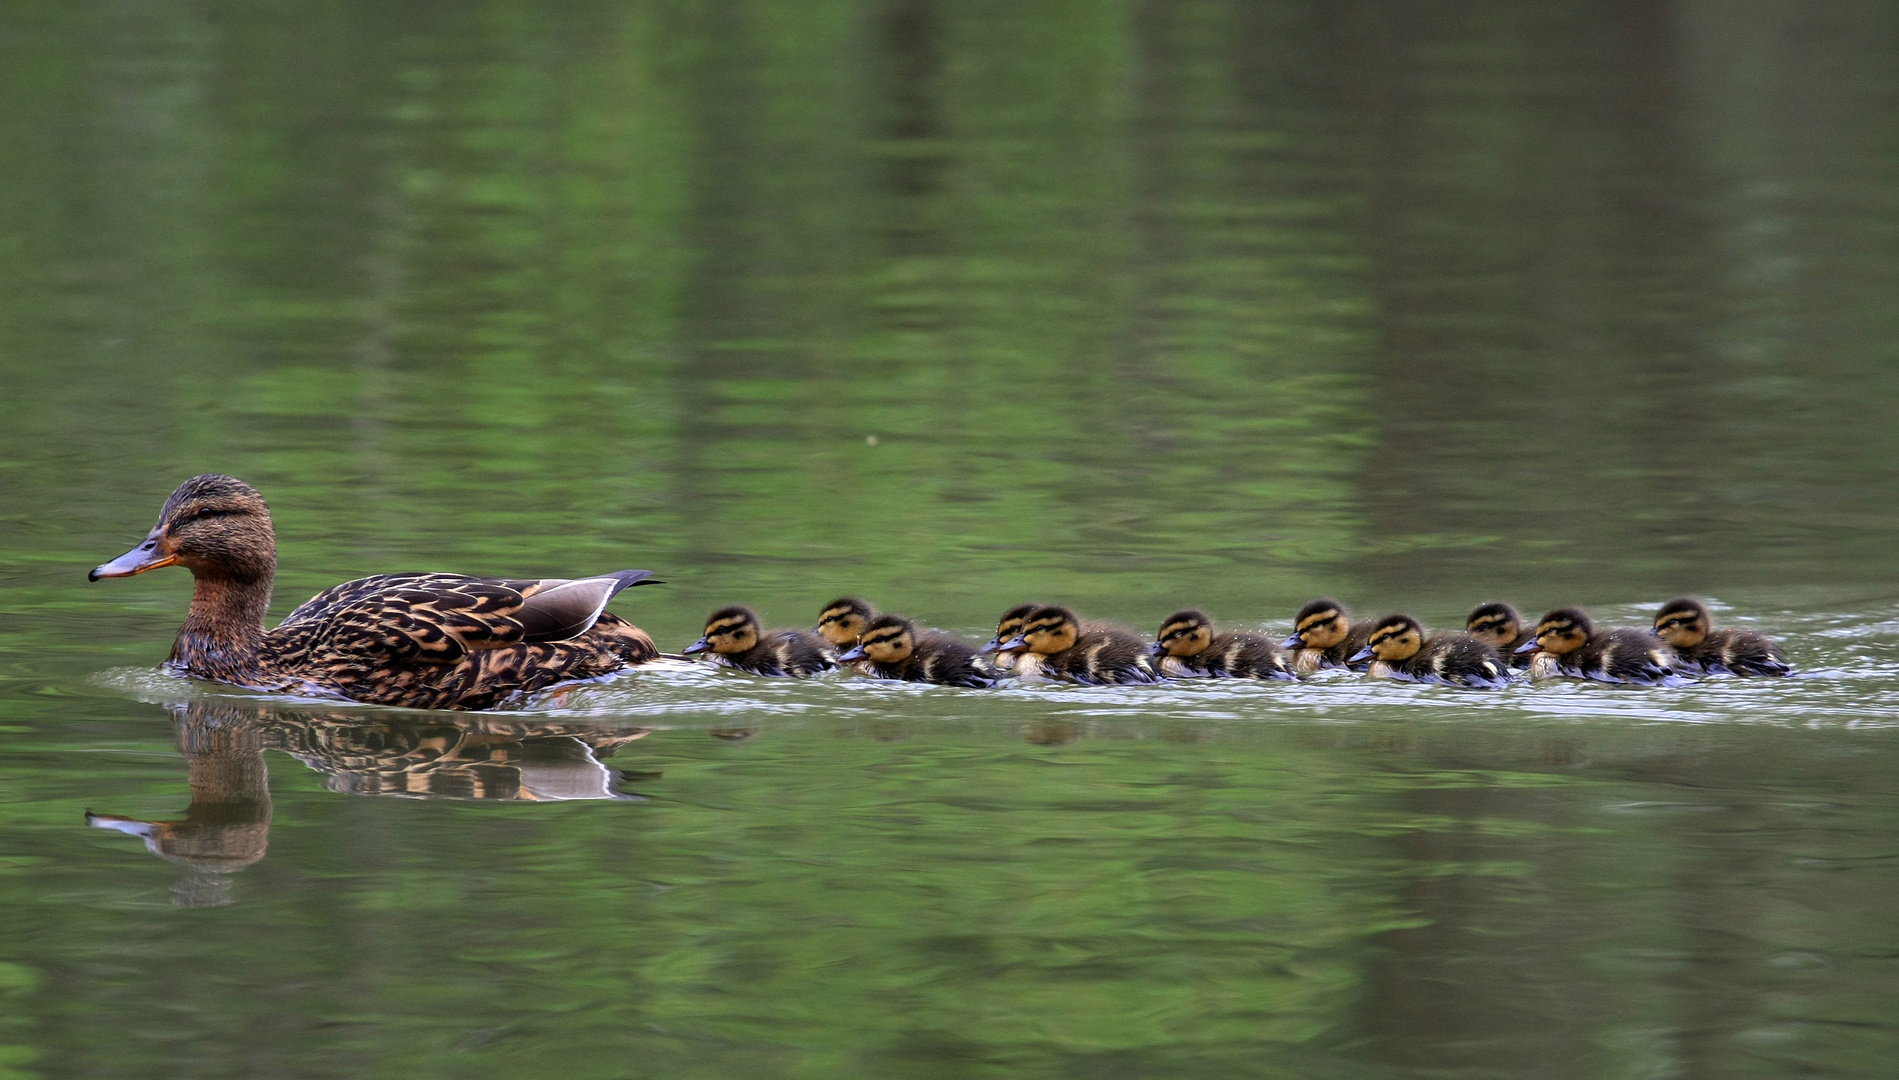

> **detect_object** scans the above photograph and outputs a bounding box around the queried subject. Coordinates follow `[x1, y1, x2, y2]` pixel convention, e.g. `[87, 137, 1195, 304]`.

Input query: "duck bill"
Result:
[979, 637, 1005, 654]
[838, 645, 868, 662]
[1348, 647, 1375, 663]
[682, 638, 712, 656]
[1514, 639, 1541, 654]
[1279, 634, 1303, 650]
[89, 530, 178, 580]
[997, 636, 1027, 651]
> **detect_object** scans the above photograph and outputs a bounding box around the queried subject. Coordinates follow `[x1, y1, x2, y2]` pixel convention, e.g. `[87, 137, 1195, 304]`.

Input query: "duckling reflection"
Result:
[88, 700, 656, 904]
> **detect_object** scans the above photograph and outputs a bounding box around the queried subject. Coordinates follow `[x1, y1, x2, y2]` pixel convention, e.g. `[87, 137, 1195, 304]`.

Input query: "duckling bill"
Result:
[1652, 598, 1790, 676]
[1350, 614, 1511, 689]
[89, 474, 663, 710]
[980, 603, 1039, 674]
[837, 615, 995, 687]
[1152, 610, 1293, 680]
[685, 606, 835, 677]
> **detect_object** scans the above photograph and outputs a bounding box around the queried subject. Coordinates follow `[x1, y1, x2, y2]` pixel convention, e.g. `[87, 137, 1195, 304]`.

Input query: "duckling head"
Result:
[1353, 614, 1424, 664]
[685, 606, 760, 655]
[817, 597, 875, 647]
[840, 614, 915, 664]
[1652, 598, 1711, 649]
[982, 603, 1040, 653]
[1154, 610, 1213, 658]
[1526, 608, 1592, 656]
[1281, 598, 1349, 650]
[91, 474, 277, 583]
[1465, 601, 1523, 651]
[1017, 606, 1080, 656]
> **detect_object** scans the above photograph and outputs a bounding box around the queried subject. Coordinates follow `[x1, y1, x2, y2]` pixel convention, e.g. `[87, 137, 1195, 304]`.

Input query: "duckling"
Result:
[1517, 608, 1678, 685]
[837, 615, 996, 688]
[1349, 614, 1511, 688]
[684, 606, 836, 677]
[1151, 610, 1294, 680]
[980, 603, 1040, 675]
[1278, 598, 1375, 674]
[1002, 606, 1159, 685]
[1652, 598, 1791, 676]
[817, 597, 878, 675]
[1465, 601, 1536, 669]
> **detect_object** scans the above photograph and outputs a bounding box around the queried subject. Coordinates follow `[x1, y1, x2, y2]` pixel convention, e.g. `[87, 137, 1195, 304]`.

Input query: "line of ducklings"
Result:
[678, 595, 1789, 689]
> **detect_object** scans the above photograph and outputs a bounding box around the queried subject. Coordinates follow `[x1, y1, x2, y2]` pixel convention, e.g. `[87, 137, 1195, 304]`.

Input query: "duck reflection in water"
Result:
[87, 700, 655, 906]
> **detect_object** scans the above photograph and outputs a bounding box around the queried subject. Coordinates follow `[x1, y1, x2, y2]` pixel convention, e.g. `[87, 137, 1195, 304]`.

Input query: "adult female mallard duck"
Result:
[1279, 598, 1375, 674]
[838, 614, 996, 687]
[1465, 601, 1536, 669]
[1517, 608, 1679, 685]
[683, 606, 836, 677]
[999, 606, 1159, 685]
[1651, 598, 1791, 676]
[1350, 614, 1512, 689]
[89, 475, 663, 710]
[1151, 610, 1294, 680]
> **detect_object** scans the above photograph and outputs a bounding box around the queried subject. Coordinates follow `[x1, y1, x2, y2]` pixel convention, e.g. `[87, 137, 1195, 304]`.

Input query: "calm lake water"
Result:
[4, 1, 1899, 1077]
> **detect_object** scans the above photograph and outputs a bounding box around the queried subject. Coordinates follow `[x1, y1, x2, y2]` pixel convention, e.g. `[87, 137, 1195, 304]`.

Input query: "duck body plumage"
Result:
[1376, 634, 1511, 689]
[90, 476, 662, 711]
[1153, 611, 1293, 680]
[1652, 598, 1790, 676]
[1523, 608, 1680, 686]
[842, 615, 995, 688]
[1012, 607, 1159, 685]
[1281, 599, 1374, 673]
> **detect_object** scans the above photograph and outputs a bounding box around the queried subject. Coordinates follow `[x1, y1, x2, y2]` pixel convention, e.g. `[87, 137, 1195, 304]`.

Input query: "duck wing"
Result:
[279, 570, 657, 665]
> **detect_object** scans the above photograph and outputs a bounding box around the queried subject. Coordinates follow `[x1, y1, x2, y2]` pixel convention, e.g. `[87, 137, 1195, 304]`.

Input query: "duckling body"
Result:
[685, 606, 835, 677]
[1280, 599, 1375, 673]
[839, 615, 995, 688]
[88, 475, 662, 711]
[1652, 598, 1791, 676]
[1008, 606, 1159, 685]
[980, 603, 1039, 675]
[817, 597, 878, 676]
[1352, 614, 1511, 689]
[1465, 601, 1536, 669]
[1519, 608, 1678, 686]
[1153, 610, 1294, 680]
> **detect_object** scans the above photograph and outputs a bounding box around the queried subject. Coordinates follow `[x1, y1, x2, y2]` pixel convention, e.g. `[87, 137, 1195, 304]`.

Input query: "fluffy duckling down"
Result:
[1002, 606, 1159, 685]
[1152, 610, 1294, 680]
[685, 606, 836, 677]
[838, 615, 996, 687]
[1280, 598, 1375, 674]
[1351, 614, 1511, 689]
[1517, 608, 1679, 686]
[1652, 598, 1790, 676]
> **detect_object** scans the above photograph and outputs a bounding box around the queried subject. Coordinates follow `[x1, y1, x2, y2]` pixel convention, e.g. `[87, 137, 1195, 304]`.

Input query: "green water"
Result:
[4, 0, 1899, 1076]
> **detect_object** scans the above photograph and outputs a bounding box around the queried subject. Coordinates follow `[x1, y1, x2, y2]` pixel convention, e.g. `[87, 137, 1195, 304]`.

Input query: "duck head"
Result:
[1523, 608, 1593, 656]
[1281, 598, 1350, 651]
[1153, 610, 1213, 658]
[91, 474, 276, 584]
[981, 603, 1039, 653]
[686, 606, 761, 655]
[1016, 606, 1079, 656]
[1652, 598, 1711, 649]
[840, 614, 916, 664]
[1352, 614, 1424, 664]
[1465, 601, 1523, 651]
[817, 597, 875, 648]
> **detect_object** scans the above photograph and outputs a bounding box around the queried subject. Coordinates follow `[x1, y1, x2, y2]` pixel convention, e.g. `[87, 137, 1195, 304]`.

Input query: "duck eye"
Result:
[196, 506, 216, 518]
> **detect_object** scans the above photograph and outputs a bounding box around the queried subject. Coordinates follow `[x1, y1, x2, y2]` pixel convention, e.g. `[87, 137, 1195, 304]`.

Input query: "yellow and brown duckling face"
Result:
[839, 615, 916, 665]
[685, 606, 761, 655]
[817, 597, 875, 648]
[982, 603, 1039, 653]
[1281, 598, 1350, 650]
[1355, 614, 1425, 664]
[1153, 610, 1214, 659]
[1525, 608, 1593, 656]
[1652, 598, 1711, 649]
[1465, 602, 1523, 652]
[91, 473, 277, 583]
[1015, 606, 1080, 656]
